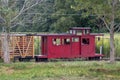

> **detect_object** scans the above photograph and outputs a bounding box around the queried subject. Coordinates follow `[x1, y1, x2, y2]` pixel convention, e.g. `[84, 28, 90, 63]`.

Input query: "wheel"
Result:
[19, 58, 23, 62]
[95, 57, 100, 60]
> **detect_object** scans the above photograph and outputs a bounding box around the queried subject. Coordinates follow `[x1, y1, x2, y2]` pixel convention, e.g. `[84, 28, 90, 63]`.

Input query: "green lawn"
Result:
[0, 61, 120, 80]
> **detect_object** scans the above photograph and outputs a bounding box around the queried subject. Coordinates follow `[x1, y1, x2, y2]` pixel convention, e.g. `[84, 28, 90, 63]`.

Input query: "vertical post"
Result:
[32, 36, 34, 58]
[100, 46, 102, 59]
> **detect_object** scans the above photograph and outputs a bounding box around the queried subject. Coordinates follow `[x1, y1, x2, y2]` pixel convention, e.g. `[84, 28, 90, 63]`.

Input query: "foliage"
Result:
[34, 36, 41, 55]
[1, 0, 120, 33]
[9, 0, 101, 33]
[10, 0, 54, 32]
[49, 0, 98, 32]
[96, 33, 120, 57]
[49, 0, 76, 32]
[0, 0, 41, 32]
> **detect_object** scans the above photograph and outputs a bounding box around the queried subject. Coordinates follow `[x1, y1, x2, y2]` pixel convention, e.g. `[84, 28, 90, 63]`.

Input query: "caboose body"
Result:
[35, 27, 103, 61]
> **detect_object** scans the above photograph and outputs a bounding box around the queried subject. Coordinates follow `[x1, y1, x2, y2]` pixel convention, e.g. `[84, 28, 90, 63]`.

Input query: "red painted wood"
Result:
[38, 27, 103, 59]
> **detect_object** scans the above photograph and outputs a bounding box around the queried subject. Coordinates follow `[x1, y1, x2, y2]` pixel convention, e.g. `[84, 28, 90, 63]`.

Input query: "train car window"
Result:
[72, 38, 79, 42]
[63, 38, 70, 45]
[53, 38, 61, 46]
[98, 37, 100, 41]
[82, 38, 89, 45]
[83, 30, 89, 34]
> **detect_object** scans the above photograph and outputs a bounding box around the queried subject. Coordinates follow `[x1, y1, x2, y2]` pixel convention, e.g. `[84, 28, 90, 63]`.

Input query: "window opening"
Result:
[72, 38, 79, 42]
[82, 38, 89, 45]
[63, 38, 70, 45]
[53, 38, 61, 46]
[83, 30, 89, 35]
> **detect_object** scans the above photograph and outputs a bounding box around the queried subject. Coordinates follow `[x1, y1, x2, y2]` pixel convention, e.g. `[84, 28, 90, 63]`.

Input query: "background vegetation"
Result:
[0, 0, 108, 33]
[96, 33, 120, 58]
[1, 0, 119, 58]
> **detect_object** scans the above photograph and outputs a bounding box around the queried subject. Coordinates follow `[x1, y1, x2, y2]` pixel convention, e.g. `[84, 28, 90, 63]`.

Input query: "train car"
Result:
[0, 34, 34, 61]
[35, 27, 103, 61]
[0, 27, 103, 62]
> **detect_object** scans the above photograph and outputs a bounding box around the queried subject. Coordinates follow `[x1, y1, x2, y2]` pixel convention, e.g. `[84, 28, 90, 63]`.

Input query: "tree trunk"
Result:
[109, 0, 116, 63]
[109, 31, 115, 63]
[2, 33, 10, 63]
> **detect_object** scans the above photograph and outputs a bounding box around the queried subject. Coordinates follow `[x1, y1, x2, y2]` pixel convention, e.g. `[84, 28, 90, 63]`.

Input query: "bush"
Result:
[34, 37, 41, 55]
[96, 33, 120, 58]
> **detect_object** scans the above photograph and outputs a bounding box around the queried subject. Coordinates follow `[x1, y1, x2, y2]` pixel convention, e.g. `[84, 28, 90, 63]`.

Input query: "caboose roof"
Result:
[69, 27, 91, 30]
[90, 33, 104, 36]
[36, 33, 76, 36]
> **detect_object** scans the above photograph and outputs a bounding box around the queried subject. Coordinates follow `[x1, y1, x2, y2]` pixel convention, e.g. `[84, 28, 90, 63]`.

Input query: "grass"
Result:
[0, 61, 120, 80]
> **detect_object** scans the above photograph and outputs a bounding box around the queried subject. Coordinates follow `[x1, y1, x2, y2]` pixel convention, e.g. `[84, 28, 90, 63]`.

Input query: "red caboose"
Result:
[35, 27, 103, 61]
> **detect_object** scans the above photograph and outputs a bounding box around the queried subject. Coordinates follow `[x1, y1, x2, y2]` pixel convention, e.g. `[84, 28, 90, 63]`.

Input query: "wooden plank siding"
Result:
[0, 35, 34, 59]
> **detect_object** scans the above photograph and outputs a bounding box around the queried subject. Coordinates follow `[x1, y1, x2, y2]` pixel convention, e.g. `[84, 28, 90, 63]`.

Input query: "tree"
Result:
[49, 0, 97, 33]
[49, 0, 76, 32]
[0, 0, 42, 63]
[74, 0, 120, 63]
[31, 0, 54, 32]
[9, 0, 98, 33]
[10, 0, 55, 32]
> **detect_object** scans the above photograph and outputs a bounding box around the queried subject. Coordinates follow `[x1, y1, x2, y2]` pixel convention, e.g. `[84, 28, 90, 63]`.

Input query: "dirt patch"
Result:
[89, 68, 120, 74]
[0, 67, 14, 74]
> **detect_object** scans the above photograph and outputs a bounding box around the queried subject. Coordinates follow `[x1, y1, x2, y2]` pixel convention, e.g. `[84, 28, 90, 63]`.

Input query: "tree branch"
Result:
[114, 23, 120, 29]
[10, 0, 42, 23]
[115, 23, 120, 32]
[100, 17, 110, 32]
[10, 0, 27, 23]
[1, 0, 8, 7]
[10, 16, 27, 28]
[23, 2, 39, 12]
[10, 0, 17, 9]
[0, 15, 6, 23]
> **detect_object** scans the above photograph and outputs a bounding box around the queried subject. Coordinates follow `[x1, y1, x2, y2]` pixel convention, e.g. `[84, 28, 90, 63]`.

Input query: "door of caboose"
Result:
[81, 36, 91, 57]
[71, 37, 81, 58]
[41, 36, 48, 55]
